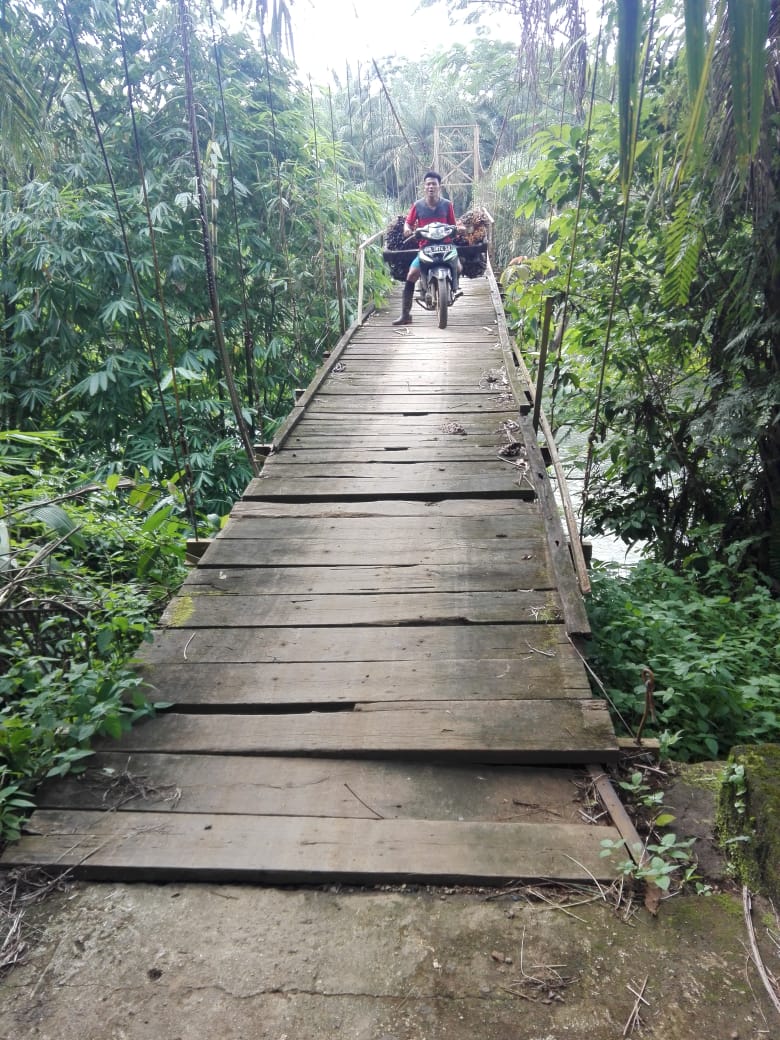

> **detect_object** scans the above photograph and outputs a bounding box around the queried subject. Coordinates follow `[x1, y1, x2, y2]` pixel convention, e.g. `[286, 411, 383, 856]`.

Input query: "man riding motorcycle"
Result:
[392, 171, 461, 326]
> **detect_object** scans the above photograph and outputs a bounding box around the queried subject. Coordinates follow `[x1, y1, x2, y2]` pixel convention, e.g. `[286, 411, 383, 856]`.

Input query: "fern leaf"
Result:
[663, 193, 704, 307]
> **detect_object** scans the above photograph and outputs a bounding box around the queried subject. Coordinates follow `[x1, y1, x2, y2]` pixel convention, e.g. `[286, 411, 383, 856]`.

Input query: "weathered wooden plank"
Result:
[214, 513, 545, 540]
[291, 416, 520, 433]
[367, 314, 499, 328]
[317, 385, 504, 398]
[197, 536, 542, 567]
[182, 561, 553, 595]
[161, 590, 563, 629]
[267, 446, 510, 464]
[258, 460, 519, 481]
[328, 368, 503, 380]
[350, 346, 509, 362]
[287, 428, 510, 442]
[244, 474, 534, 500]
[343, 344, 503, 356]
[284, 435, 512, 450]
[292, 415, 516, 428]
[138, 622, 576, 665]
[229, 498, 539, 519]
[325, 360, 507, 374]
[36, 753, 589, 823]
[3, 810, 620, 883]
[103, 701, 616, 763]
[306, 394, 515, 414]
[319, 384, 506, 396]
[286, 426, 514, 443]
[136, 655, 590, 707]
[292, 408, 515, 423]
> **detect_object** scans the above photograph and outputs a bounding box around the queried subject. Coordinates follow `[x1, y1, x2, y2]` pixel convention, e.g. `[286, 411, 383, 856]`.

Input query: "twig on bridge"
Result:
[344, 783, 384, 819]
[623, 975, 650, 1035]
[525, 641, 555, 658]
[504, 927, 580, 1003]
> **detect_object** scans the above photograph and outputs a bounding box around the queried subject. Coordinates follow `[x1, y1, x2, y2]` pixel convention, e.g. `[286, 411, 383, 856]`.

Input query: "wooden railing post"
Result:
[533, 296, 554, 433]
[356, 229, 384, 325]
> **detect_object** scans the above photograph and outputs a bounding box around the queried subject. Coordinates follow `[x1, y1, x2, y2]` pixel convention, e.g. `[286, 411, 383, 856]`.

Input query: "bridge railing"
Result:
[356, 229, 385, 325]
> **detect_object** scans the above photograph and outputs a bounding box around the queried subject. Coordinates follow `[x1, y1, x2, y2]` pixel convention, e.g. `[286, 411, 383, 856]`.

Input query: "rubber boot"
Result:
[392, 281, 414, 325]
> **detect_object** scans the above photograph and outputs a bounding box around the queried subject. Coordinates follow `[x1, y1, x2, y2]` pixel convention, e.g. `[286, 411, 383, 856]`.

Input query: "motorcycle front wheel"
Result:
[435, 279, 448, 329]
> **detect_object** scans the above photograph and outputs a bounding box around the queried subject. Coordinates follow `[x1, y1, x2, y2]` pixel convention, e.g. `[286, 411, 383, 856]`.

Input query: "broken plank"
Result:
[228, 499, 540, 519]
[138, 622, 578, 665]
[36, 752, 590, 823]
[102, 700, 618, 764]
[257, 460, 519, 480]
[160, 589, 564, 629]
[136, 655, 590, 708]
[243, 475, 534, 500]
[266, 446, 511, 464]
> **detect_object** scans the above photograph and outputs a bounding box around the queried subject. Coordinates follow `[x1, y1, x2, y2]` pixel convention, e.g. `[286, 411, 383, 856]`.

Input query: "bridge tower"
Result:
[432, 124, 480, 211]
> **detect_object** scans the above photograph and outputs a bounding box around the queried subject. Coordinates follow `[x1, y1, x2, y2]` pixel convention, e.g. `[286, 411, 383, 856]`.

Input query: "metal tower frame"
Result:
[432, 124, 480, 202]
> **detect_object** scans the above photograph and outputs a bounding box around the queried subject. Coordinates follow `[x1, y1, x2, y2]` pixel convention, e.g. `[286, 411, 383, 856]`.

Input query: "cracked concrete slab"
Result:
[0, 881, 775, 1039]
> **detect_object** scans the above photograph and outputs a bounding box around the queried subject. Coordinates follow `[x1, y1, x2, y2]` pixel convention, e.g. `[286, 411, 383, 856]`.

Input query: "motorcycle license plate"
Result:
[424, 244, 449, 256]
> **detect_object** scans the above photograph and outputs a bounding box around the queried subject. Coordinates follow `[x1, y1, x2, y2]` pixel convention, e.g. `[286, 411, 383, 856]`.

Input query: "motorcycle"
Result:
[408, 222, 461, 329]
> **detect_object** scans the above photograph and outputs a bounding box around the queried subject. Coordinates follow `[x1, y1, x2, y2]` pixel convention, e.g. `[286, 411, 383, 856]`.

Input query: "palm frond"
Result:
[727, 0, 771, 164]
[685, 0, 707, 98]
[617, 0, 642, 193]
[748, 0, 772, 153]
[683, 0, 708, 162]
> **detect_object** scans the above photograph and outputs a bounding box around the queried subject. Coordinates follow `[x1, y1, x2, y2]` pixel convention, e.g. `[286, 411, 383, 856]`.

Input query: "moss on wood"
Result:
[717, 744, 780, 900]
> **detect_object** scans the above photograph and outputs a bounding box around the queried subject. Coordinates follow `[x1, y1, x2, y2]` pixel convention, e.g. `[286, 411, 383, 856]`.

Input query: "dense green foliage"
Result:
[1, 0, 390, 516]
[494, 3, 780, 584]
[587, 561, 780, 761]
[0, 433, 189, 840]
[466, 0, 780, 763]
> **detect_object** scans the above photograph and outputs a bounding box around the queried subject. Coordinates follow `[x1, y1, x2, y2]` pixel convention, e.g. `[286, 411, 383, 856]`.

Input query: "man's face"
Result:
[424, 178, 441, 204]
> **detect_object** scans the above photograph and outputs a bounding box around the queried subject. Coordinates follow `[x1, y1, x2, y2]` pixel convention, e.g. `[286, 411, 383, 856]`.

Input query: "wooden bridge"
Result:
[2, 269, 631, 885]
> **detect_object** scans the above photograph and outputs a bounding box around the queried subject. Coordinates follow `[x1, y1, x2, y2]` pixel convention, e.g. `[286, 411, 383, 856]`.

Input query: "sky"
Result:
[289, 0, 520, 83]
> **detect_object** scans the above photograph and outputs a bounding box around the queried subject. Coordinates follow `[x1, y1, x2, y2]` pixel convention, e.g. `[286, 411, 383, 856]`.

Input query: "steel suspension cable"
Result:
[307, 80, 334, 344]
[355, 61, 370, 185]
[176, 0, 260, 477]
[206, 0, 258, 428]
[579, 0, 658, 540]
[549, 17, 606, 430]
[372, 59, 422, 173]
[260, 26, 304, 393]
[60, 1, 199, 513]
[328, 86, 347, 334]
[112, 0, 200, 534]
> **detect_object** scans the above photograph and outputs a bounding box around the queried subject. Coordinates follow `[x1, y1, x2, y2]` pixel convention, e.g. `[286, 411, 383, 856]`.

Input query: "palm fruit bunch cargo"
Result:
[453, 206, 492, 279]
[384, 215, 412, 281]
[383, 206, 491, 282]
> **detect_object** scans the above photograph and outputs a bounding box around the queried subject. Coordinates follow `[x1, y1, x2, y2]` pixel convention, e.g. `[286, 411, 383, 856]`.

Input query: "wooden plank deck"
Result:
[2, 272, 622, 884]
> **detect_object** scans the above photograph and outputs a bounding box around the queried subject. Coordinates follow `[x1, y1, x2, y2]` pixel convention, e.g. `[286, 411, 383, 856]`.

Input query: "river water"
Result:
[550, 430, 646, 570]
